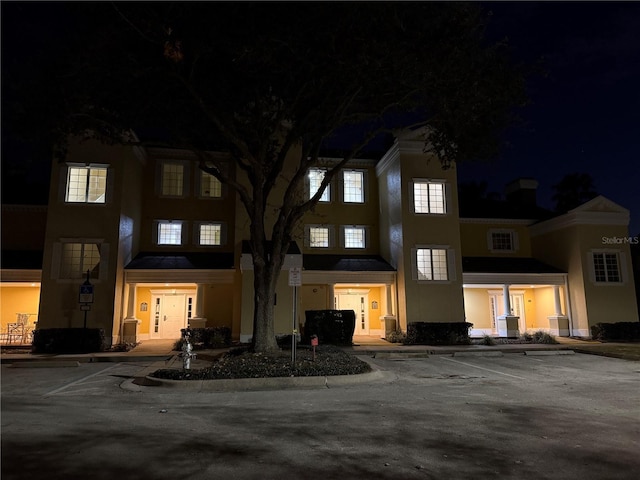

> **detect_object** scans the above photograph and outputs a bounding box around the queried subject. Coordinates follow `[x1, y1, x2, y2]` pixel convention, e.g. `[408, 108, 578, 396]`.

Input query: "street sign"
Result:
[288, 267, 302, 287]
[79, 284, 94, 304]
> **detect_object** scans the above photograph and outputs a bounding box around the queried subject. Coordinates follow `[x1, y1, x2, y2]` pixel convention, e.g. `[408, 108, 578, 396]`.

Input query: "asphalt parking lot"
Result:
[2, 352, 639, 480]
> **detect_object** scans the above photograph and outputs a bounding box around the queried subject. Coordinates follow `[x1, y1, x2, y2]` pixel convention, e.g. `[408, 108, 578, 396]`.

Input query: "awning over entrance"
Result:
[462, 256, 566, 285]
[125, 252, 235, 283]
[303, 255, 396, 284]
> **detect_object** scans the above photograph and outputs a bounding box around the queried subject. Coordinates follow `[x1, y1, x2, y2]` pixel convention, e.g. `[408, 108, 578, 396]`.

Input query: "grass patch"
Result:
[151, 345, 371, 380]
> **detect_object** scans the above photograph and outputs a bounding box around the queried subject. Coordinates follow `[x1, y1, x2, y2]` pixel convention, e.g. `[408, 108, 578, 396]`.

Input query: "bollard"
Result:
[180, 329, 197, 370]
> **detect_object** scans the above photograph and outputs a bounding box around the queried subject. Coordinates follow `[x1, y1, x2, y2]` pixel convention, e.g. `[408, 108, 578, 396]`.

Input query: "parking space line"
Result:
[440, 357, 526, 380]
[43, 363, 122, 397]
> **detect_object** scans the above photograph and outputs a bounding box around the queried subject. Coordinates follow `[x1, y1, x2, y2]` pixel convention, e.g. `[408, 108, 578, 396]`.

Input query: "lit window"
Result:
[343, 171, 364, 203]
[309, 227, 329, 248]
[308, 169, 330, 202]
[416, 248, 448, 281]
[201, 171, 222, 198]
[158, 222, 182, 245]
[593, 252, 621, 283]
[162, 163, 184, 196]
[65, 166, 107, 203]
[60, 243, 100, 279]
[414, 181, 446, 214]
[344, 226, 365, 249]
[199, 223, 222, 246]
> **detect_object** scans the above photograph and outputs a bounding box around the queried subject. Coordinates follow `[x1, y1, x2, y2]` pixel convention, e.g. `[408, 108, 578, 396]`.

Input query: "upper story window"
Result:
[309, 226, 330, 248]
[413, 180, 446, 214]
[592, 252, 621, 283]
[415, 247, 449, 281]
[200, 171, 222, 198]
[199, 223, 222, 246]
[344, 226, 366, 249]
[161, 163, 184, 196]
[343, 170, 364, 203]
[488, 229, 518, 252]
[308, 168, 330, 202]
[60, 242, 101, 279]
[65, 166, 107, 203]
[157, 221, 183, 245]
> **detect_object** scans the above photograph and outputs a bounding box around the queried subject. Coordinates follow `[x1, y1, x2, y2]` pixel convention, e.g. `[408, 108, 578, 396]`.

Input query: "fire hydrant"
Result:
[180, 330, 197, 370]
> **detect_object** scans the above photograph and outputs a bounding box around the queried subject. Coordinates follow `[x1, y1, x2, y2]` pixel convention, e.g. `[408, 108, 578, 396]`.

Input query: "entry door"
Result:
[338, 293, 368, 335]
[162, 294, 186, 339]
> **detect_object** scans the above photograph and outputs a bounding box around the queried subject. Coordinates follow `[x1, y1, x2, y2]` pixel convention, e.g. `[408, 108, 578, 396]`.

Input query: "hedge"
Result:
[404, 322, 473, 345]
[32, 328, 106, 354]
[303, 310, 356, 346]
[591, 322, 640, 342]
[180, 327, 232, 349]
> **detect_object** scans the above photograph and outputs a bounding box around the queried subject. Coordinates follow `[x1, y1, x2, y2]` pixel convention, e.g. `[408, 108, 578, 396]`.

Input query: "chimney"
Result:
[505, 178, 538, 207]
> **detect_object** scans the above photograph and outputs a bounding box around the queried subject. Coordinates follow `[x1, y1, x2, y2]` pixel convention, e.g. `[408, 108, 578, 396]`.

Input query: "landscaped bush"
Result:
[32, 328, 106, 354]
[303, 310, 356, 346]
[591, 322, 640, 342]
[385, 329, 406, 344]
[178, 327, 232, 350]
[404, 322, 473, 345]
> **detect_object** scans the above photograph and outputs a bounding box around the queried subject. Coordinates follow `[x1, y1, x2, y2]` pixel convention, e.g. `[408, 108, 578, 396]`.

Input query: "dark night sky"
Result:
[1, 2, 639, 234]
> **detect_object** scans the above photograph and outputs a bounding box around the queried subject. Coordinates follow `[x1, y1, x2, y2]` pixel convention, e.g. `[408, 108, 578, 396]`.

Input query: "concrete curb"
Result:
[8, 361, 81, 368]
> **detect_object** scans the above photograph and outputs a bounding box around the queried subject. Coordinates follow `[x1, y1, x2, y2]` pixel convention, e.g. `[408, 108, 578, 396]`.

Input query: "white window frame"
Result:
[305, 225, 334, 248]
[195, 222, 226, 247]
[412, 179, 447, 215]
[51, 238, 108, 283]
[412, 245, 456, 283]
[158, 161, 189, 198]
[155, 220, 186, 246]
[487, 229, 519, 253]
[308, 168, 331, 202]
[589, 250, 626, 285]
[342, 170, 365, 204]
[64, 164, 109, 204]
[342, 225, 367, 249]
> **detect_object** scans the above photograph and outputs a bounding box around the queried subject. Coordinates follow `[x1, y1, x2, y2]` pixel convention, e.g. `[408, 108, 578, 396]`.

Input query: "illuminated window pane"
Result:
[66, 167, 107, 203]
[162, 163, 184, 196]
[344, 227, 365, 248]
[158, 222, 182, 245]
[310, 227, 329, 248]
[201, 172, 222, 198]
[343, 171, 364, 203]
[416, 248, 448, 281]
[200, 224, 221, 245]
[414, 181, 445, 214]
[309, 169, 330, 202]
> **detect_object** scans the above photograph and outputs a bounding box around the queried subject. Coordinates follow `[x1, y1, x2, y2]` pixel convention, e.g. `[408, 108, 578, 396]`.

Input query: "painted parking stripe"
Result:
[43, 363, 122, 397]
[440, 357, 526, 380]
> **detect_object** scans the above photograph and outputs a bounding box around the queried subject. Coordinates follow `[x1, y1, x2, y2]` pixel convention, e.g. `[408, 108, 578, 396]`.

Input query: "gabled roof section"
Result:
[462, 257, 565, 274]
[126, 252, 234, 270]
[304, 255, 395, 272]
[568, 195, 629, 215]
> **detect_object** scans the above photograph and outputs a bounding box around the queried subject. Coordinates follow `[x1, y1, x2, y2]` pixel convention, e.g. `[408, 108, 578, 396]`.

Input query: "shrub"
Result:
[385, 329, 406, 343]
[404, 322, 473, 345]
[32, 328, 106, 354]
[178, 327, 232, 350]
[480, 334, 497, 346]
[532, 330, 558, 344]
[591, 322, 640, 341]
[303, 310, 356, 346]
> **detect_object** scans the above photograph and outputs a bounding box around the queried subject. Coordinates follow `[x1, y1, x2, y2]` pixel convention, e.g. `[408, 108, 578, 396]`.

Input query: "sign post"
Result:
[79, 270, 94, 328]
[288, 267, 302, 365]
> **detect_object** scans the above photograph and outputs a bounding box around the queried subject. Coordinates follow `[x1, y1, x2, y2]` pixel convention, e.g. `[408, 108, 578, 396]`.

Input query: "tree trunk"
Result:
[251, 254, 281, 353]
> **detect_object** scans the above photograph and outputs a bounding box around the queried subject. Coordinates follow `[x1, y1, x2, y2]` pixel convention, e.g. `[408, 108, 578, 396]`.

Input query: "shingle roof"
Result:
[462, 256, 565, 274]
[303, 255, 395, 272]
[0, 250, 44, 270]
[126, 252, 234, 270]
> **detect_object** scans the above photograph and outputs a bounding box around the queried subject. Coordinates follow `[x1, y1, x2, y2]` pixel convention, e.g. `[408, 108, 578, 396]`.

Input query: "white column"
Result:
[194, 283, 206, 318]
[125, 283, 137, 319]
[553, 285, 564, 316]
[385, 284, 394, 316]
[502, 284, 511, 316]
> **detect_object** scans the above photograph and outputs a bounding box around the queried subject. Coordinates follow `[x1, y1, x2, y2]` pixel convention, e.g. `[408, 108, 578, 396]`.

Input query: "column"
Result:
[122, 283, 140, 344]
[125, 283, 137, 320]
[548, 285, 569, 336]
[497, 284, 519, 338]
[380, 284, 398, 338]
[189, 284, 207, 328]
[328, 284, 335, 309]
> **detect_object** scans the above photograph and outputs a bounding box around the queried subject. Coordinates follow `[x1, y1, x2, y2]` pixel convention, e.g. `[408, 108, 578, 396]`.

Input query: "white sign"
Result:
[79, 284, 94, 304]
[288, 267, 302, 287]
